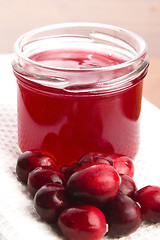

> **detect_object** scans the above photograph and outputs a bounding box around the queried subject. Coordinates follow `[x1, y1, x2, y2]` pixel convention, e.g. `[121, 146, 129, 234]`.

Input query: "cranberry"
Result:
[135, 185, 160, 223]
[59, 162, 79, 180]
[27, 167, 66, 197]
[67, 163, 120, 205]
[16, 150, 56, 183]
[77, 152, 114, 168]
[103, 193, 142, 237]
[119, 175, 137, 199]
[34, 183, 69, 223]
[108, 154, 134, 177]
[58, 205, 107, 240]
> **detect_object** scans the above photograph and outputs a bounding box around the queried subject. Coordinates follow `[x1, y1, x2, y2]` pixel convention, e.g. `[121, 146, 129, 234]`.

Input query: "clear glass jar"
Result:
[12, 23, 149, 168]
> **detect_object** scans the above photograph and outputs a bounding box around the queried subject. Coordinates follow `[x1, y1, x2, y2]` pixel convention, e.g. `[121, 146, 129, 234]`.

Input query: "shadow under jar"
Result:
[12, 23, 149, 168]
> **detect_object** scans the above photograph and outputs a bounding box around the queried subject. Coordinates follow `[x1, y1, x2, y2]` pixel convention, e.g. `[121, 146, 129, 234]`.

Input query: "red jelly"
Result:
[12, 23, 149, 168]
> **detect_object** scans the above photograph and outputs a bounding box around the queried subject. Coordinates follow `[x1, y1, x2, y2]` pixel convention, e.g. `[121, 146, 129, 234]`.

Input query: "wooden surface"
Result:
[0, 0, 159, 107]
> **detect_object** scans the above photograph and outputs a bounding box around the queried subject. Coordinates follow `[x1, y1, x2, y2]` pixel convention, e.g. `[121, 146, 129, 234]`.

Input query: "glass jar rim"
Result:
[13, 22, 148, 72]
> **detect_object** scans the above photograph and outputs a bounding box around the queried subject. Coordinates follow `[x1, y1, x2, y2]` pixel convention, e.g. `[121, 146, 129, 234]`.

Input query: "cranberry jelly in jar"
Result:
[12, 23, 149, 168]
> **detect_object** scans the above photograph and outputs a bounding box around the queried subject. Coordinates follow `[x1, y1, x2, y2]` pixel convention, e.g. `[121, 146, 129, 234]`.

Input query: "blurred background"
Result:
[0, 0, 159, 107]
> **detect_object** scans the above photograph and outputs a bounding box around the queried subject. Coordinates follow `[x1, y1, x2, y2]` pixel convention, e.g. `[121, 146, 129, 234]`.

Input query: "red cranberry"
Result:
[103, 193, 142, 237]
[59, 162, 79, 180]
[58, 205, 107, 240]
[27, 167, 66, 197]
[34, 183, 69, 223]
[108, 154, 134, 177]
[77, 152, 114, 168]
[135, 185, 160, 223]
[119, 175, 137, 199]
[106, 153, 122, 159]
[67, 163, 120, 205]
[16, 150, 56, 183]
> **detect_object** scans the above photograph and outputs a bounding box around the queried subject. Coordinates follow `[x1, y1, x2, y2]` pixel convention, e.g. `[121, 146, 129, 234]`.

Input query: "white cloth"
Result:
[0, 54, 160, 239]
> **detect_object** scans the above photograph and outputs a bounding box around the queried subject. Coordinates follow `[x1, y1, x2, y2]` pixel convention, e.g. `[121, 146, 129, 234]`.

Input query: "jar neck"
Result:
[12, 50, 149, 95]
[12, 23, 149, 95]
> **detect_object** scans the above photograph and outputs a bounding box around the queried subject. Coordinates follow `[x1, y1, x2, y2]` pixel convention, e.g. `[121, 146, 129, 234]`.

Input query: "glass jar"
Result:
[12, 22, 149, 168]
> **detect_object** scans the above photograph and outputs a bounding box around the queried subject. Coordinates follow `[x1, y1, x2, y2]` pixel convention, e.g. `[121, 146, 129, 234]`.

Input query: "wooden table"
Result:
[0, 0, 159, 107]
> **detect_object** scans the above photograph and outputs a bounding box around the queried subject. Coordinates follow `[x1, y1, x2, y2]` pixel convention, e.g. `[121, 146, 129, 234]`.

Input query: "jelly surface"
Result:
[16, 49, 143, 168]
[30, 49, 124, 69]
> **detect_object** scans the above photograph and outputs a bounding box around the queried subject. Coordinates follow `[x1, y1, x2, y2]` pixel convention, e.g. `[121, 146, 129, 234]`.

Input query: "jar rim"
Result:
[13, 22, 148, 72]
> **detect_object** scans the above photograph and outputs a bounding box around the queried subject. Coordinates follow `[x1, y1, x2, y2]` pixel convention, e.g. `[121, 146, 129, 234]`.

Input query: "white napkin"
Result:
[0, 54, 160, 239]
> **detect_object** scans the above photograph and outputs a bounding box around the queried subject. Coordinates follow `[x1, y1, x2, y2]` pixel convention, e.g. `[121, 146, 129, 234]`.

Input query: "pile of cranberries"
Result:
[16, 150, 160, 239]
